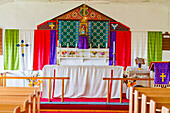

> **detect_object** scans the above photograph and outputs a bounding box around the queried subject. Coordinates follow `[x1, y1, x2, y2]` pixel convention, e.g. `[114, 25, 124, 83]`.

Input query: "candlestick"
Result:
[57, 45, 59, 65]
[113, 53, 115, 66]
[90, 44, 92, 49]
[67, 43, 69, 48]
[76, 43, 77, 48]
[113, 41, 115, 53]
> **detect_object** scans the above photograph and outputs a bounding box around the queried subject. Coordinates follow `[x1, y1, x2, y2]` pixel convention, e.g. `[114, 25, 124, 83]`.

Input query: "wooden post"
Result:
[4, 73, 6, 87]
[61, 79, 64, 102]
[49, 79, 51, 102]
[148, 73, 151, 87]
[1, 73, 3, 86]
[107, 80, 110, 103]
[120, 80, 123, 103]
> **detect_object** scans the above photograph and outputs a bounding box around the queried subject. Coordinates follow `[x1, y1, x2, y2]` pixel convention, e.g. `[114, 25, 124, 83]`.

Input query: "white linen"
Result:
[131, 31, 148, 66]
[19, 29, 34, 71]
[42, 65, 123, 98]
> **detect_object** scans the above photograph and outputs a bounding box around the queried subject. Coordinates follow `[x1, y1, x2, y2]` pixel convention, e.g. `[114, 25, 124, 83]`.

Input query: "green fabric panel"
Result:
[4, 29, 20, 70]
[91, 21, 106, 48]
[147, 31, 162, 66]
[60, 21, 76, 47]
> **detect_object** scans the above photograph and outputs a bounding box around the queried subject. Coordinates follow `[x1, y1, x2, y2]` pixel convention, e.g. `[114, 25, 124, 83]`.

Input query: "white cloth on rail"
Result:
[42, 65, 123, 98]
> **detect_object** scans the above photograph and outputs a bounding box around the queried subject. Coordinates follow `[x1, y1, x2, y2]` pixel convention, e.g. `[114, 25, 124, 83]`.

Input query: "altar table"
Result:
[42, 65, 123, 98]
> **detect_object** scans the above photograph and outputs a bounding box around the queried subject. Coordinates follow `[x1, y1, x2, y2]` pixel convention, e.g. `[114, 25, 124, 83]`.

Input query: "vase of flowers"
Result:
[22, 70, 42, 87]
[123, 73, 137, 99]
[61, 50, 67, 57]
[100, 51, 105, 57]
[69, 51, 75, 57]
[91, 51, 97, 57]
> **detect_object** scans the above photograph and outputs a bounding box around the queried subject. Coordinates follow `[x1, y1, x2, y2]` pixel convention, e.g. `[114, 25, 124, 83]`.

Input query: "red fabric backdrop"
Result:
[116, 31, 131, 70]
[33, 30, 51, 70]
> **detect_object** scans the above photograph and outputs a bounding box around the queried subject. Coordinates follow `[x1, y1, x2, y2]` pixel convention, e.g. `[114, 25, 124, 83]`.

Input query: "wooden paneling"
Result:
[162, 32, 170, 50]
[0, 28, 2, 55]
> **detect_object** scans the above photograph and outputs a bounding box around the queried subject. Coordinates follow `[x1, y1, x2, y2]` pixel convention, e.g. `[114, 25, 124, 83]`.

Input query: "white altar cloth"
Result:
[42, 65, 123, 98]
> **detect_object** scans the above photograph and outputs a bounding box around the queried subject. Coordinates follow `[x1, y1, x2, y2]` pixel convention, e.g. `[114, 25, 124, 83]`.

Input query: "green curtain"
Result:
[147, 31, 162, 66]
[4, 29, 19, 70]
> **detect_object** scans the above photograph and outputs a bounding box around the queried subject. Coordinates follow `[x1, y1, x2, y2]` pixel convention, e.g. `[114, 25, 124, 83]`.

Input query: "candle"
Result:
[98, 44, 100, 49]
[90, 44, 92, 49]
[113, 41, 115, 53]
[67, 43, 69, 48]
[76, 43, 77, 48]
[106, 42, 107, 49]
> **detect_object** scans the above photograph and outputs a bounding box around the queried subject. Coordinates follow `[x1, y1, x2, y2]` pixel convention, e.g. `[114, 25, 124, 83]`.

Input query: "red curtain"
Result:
[116, 31, 131, 70]
[33, 30, 51, 70]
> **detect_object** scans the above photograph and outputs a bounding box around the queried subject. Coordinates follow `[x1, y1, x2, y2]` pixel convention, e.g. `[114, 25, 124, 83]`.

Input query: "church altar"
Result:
[42, 65, 124, 98]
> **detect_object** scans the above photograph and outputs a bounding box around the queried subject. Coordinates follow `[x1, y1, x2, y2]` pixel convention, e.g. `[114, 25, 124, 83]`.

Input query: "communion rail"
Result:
[103, 78, 154, 103]
[0, 73, 69, 102]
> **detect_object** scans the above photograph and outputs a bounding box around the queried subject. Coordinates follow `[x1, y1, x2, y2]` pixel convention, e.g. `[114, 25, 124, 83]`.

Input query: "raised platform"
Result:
[40, 97, 129, 113]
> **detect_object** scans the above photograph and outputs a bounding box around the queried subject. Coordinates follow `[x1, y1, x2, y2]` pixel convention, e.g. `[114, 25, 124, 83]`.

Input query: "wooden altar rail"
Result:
[103, 78, 154, 103]
[0, 74, 70, 102]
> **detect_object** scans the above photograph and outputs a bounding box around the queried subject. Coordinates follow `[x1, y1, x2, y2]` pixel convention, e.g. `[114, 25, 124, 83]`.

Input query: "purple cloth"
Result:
[154, 62, 170, 86]
[50, 30, 56, 65]
[109, 31, 116, 65]
[78, 36, 88, 49]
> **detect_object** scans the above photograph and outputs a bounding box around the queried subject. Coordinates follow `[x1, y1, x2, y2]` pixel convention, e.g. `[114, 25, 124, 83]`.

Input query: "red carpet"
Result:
[40, 94, 129, 113]
[41, 98, 129, 103]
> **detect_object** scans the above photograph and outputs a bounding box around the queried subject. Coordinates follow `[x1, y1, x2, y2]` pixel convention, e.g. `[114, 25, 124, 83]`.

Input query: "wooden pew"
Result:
[134, 90, 170, 113]
[141, 94, 170, 113]
[0, 106, 20, 113]
[0, 99, 29, 113]
[0, 87, 40, 113]
[162, 106, 169, 113]
[150, 100, 170, 113]
[129, 87, 170, 113]
[0, 90, 36, 113]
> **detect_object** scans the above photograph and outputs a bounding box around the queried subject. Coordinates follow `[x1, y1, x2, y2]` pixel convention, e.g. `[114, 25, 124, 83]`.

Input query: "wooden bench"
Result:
[0, 99, 29, 113]
[142, 94, 170, 113]
[0, 89, 37, 113]
[129, 87, 170, 113]
[0, 87, 40, 113]
[150, 100, 170, 113]
[0, 106, 20, 113]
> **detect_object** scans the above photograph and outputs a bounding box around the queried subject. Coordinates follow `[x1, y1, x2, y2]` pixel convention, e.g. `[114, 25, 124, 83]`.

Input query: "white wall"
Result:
[0, 2, 170, 70]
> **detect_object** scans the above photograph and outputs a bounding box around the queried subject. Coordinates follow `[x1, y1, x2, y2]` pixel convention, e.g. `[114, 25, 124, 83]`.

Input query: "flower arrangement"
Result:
[91, 51, 97, 56]
[100, 51, 105, 55]
[69, 51, 75, 55]
[123, 73, 137, 87]
[22, 71, 42, 87]
[61, 50, 67, 56]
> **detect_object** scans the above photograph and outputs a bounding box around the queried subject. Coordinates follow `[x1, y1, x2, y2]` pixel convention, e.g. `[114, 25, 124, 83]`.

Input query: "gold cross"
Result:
[80, 4, 88, 17]
[160, 73, 166, 82]
[49, 23, 55, 29]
